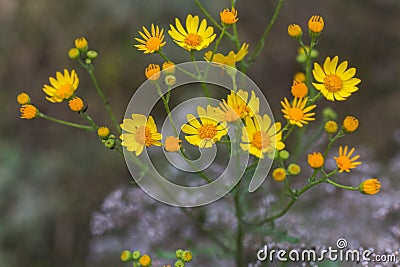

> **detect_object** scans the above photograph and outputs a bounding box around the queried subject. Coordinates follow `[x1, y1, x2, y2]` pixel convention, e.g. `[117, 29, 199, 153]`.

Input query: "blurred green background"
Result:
[1, 0, 400, 266]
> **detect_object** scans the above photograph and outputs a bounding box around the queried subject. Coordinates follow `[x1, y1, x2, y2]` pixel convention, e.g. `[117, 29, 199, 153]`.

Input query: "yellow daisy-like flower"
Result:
[134, 24, 166, 54]
[240, 114, 285, 159]
[43, 69, 79, 103]
[20, 104, 38, 119]
[220, 7, 238, 25]
[168, 14, 216, 51]
[281, 97, 316, 127]
[312, 56, 361, 101]
[181, 106, 228, 148]
[164, 136, 181, 152]
[120, 114, 162, 156]
[307, 152, 324, 169]
[335, 146, 361, 173]
[214, 89, 259, 123]
[17, 92, 30, 105]
[359, 178, 381, 195]
[204, 43, 249, 68]
[139, 254, 151, 267]
[272, 167, 287, 182]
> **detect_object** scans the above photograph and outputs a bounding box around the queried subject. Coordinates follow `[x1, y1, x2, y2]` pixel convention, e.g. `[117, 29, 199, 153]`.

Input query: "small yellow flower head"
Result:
[164, 136, 181, 152]
[359, 178, 381, 195]
[272, 168, 286, 182]
[17, 92, 30, 105]
[288, 24, 303, 39]
[181, 251, 192, 262]
[288, 163, 301, 175]
[145, 64, 161, 81]
[291, 81, 308, 98]
[20, 104, 38, 119]
[335, 146, 361, 173]
[162, 61, 175, 74]
[97, 126, 110, 139]
[294, 72, 306, 83]
[68, 48, 80, 59]
[75, 37, 88, 52]
[308, 15, 324, 34]
[307, 152, 324, 169]
[343, 116, 359, 133]
[68, 97, 84, 112]
[220, 7, 238, 25]
[165, 75, 177, 87]
[174, 260, 185, 267]
[132, 250, 141, 260]
[324, 120, 338, 134]
[139, 254, 151, 267]
[120, 250, 132, 262]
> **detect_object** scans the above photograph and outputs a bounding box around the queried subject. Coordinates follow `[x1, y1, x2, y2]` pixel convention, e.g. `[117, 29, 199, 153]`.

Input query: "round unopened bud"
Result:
[175, 249, 184, 259]
[103, 136, 115, 149]
[120, 250, 132, 262]
[165, 75, 176, 86]
[174, 260, 185, 267]
[85, 58, 92, 65]
[17, 92, 30, 105]
[288, 163, 301, 175]
[68, 48, 80, 59]
[322, 107, 338, 120]
[181, 251, 192, 262]
[324, 120, 338, 134]
[279, 150, 290, 160]
[288, 24, 303, 39]
[75, 37, 88, 52]
[86, 50, 98, 59]
[132, 250, 141, 260]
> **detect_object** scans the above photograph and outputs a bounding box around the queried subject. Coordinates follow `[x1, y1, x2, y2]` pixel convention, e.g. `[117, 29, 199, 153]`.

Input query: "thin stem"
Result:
[282, 124, 294, 141]
[38, 113, 93, 131]
[326, 178, 358, 191]
[246, 0, 285, 67]
[81, 111, 98, 129]
[233, 184, 243, 267]
[158, 51, 197, 78]
[155, 83, 178, 136]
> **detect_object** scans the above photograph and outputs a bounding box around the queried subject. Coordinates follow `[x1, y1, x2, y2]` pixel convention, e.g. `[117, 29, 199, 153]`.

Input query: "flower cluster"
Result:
[120, 248, 192, 267]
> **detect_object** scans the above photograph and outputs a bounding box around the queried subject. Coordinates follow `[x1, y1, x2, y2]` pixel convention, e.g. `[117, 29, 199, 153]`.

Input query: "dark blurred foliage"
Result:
[1, 0, 399, 266]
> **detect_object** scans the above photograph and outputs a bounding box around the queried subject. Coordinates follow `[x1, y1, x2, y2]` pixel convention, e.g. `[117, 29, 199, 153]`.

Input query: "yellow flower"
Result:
[240, 114, 285, 159]
[272, 168, 286, 182]
[164, 136, 181, 152]
[120, 250, 131, 262]
[139, 254, 151, 267]
[204, 43, 249, 68]
[68, 48, 80, 59]
[343, 116, 359, 133]
[169, 14, 216, 51]
[182, 251, 193, 262]
[135, 24, 166, 54]
[359, 178, 381, 195]
[307, 152, 324, 169]
[97, 126, 110, 139]
[291, 81, 308, 98]
[335, 146, 361, 173]
[120, 114, 162, 156]
[281, 97, 316, 127]
[17, 92, 30, 105]
[162, 61, 175, 74]
[214, 89, 259, 123]
[68, 97, 84, 112]
[312, 56, 361, 101]
[75, 37, 88, 51]
[288, 163, 301, 175]
[294, 72, 306, 83]
[308, 15, 324, 34]
[20, 104, 38, 119]
[181, 106, 228, 148]
[288, 24, 302, 39]
[145, 64, 161, 80]
[324, 120, 338, 134]
[43, 69, 79, 103]
[220, 7, 238, 25]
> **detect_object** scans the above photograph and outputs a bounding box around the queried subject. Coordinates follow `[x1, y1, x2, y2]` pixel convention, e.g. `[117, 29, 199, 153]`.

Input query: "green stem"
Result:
[155, 83, 178, 136]
[282, 124, 294, 141]
[326, 178, 358, 191]
[38, 113, 93, 131]
[81, 111, 98, 130]
[233, 185, 243, 267]
[158, 51, 197, 78]
[246, 0, 285, 67]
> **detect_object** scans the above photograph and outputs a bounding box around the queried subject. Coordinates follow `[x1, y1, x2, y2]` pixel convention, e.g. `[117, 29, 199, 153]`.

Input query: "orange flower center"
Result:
[146, 37, 161, 51]
[184, 33, 202, 47]
[56, 83, 74, 99]
[252, 131, 270, 150]
[324, 74, 343, 92]
[198, 123, 217, 139]
[135, 126, 152, 146]
[336, 156, 351, 171]
[288, 107, 304, 121]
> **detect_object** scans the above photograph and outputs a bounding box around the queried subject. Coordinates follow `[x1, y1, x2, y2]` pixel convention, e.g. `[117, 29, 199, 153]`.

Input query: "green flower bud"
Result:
[310, 49, 319, 58]
[85, 58, 92, 65]
[120, 250, 132, 262]
[322, 107, 338, 120]
[279, 150, 290, 160]
[87, 50, 98, 59]
[288, 163, 301, 175]
[296, 53, 307, 63]
[175, 249, 184, 259]
[174, 260, 185, 267]
[132, 250, 141, 260]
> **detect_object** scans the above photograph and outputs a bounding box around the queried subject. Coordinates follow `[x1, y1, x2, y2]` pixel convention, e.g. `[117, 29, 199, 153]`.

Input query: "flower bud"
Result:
[17, 92, 30, 105]
[279, 150, 290, 160]
[86, 50, 98, 59]
[287, 24, 303, 39]
[75, 37, 88, 52]
[272, 167, 286, 182]
[287, 163, 301, 175]
[322, 107, 338, 120]
[68, 48, 80, 59]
